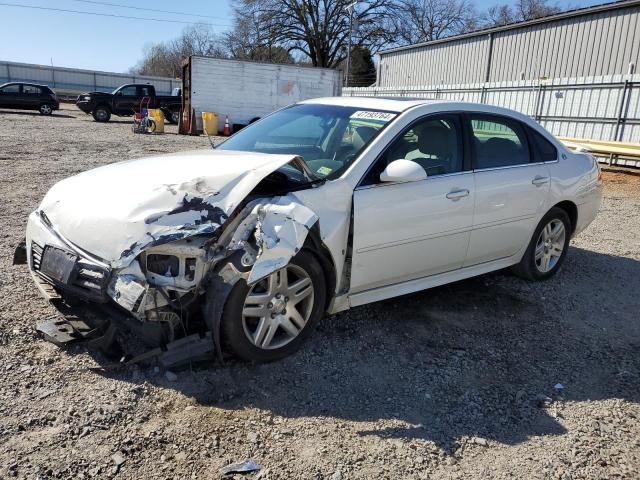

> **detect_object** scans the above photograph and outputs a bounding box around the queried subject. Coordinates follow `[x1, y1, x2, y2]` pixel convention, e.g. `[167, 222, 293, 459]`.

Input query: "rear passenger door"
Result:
[464, 114, 551, 267]
[21, 85, 42, 110]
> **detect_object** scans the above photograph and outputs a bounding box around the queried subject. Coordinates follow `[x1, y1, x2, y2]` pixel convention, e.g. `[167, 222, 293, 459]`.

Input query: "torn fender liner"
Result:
[36, 150, 305, 268]
[229, 194, 319, 284]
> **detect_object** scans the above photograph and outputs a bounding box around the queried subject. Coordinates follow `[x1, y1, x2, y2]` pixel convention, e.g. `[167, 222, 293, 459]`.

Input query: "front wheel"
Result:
[512, 207, 571, 281]
[39, 103, 53, 115]
[92, 106, 111, 122]
[220, 250, 326, 362]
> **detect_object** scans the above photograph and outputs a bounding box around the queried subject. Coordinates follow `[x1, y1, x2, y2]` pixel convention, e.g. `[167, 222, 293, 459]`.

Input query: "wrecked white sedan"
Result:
[16, 97, 602, 364]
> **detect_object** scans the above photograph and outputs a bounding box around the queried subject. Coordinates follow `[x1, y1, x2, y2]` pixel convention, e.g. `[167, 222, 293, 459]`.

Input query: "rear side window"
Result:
[527, 127, 558, 162]
[23, 85, 41, 95]
[469, 115, 530, 169]
[139, 86, 153, 96]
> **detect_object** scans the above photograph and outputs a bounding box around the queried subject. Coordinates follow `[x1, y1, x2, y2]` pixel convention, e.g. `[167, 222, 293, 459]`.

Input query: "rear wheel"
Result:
[512, 207, 571, 281]
[92, 106, 111, 122]
[220, 250, 326, 362]
[39, 103, 53, 115]
[168, 110, 180, 124]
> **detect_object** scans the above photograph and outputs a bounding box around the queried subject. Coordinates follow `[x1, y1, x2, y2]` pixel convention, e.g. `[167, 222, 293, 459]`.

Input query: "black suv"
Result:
[0, 82, 60, 115]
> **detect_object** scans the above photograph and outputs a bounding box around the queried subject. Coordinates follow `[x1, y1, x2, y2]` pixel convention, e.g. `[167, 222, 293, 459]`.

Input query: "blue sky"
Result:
[0, 0, 603, 73]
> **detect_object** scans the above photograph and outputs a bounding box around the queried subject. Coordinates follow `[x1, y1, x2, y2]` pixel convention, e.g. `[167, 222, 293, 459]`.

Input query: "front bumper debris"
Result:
[13, 240, 27, 265]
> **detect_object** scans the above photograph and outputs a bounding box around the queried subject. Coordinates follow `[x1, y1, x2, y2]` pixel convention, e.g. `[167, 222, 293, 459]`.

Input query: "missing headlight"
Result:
[147, 254, 180, 277]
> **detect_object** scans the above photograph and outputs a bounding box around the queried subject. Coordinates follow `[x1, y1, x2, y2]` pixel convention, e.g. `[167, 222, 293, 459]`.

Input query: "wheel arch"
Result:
[94, 103, 112, 113]
[302, 223, 337, 311]
[551, 200, 578, 236]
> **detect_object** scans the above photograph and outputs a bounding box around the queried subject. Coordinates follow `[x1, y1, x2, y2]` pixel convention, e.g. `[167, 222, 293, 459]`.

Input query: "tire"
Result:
[249, 117, 261, 124]
[220, 250, 326, 362]
[167, 110, 180, 124]
[92, 106, 111, 122]
[512, 207, 571, 281]
[39, 103, 53, 115]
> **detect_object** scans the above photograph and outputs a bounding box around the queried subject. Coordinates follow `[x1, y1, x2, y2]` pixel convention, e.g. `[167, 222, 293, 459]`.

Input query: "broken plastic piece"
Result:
[220, 460, 261, 476]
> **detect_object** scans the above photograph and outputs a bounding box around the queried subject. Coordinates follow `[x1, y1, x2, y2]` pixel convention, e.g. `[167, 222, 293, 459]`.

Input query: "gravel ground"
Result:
[1, 105, 639, 480]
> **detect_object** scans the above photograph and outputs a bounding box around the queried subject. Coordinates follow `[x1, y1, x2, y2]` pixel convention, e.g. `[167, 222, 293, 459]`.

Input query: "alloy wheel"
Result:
[242, 265, 314, 350]
[40, 104, 52, 115]
[534, 219, 566, 273]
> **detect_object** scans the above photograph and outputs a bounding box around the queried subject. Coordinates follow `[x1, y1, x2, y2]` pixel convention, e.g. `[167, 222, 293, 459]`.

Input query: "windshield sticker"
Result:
[350, 111, 396, 122]
[316, 166, 333, 176]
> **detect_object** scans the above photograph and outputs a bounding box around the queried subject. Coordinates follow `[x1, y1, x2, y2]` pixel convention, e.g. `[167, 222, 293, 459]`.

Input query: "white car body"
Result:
[22, 97, 602, 358]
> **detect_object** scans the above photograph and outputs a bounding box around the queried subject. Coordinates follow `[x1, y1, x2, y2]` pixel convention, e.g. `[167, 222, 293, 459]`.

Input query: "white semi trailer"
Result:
[180, 56, 343, 135]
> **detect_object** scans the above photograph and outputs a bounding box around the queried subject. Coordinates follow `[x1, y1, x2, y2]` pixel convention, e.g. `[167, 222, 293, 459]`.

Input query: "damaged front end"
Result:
[18, 150, 323, 366]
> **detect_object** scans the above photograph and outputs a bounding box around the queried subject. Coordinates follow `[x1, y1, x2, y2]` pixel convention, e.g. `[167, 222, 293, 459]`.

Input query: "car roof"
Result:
[300, 96, 445, 113]
[1, 82, 50, 88]
[300, 96, 543, 128]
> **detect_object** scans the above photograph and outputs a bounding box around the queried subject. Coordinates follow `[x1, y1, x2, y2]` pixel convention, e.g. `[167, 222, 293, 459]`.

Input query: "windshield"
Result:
[217, 104, 397, 179]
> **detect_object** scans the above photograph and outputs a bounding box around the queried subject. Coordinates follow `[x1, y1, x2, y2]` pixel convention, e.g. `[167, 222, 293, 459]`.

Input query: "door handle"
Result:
[532, 176, 550, 186]
[446, 189, 470, 200]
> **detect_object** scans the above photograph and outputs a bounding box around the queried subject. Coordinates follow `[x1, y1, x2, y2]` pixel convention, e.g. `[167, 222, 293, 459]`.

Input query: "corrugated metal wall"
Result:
[378, 2, 640, 87]
[0, 61, 181, 96]
[380, 35, 491, 86]
[343, 73, 640, 145]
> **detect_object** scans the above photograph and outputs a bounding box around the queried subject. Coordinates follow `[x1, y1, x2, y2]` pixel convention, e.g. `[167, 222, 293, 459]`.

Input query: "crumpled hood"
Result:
[39, 149, 300, 267]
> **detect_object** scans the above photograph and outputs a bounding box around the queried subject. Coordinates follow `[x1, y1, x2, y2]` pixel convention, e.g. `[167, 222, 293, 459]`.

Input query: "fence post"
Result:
[6, 63, 11, 82]
[613, 80, 629, 142]
[480, 86, 487, 104]
[93, 72, 97, 91]
[535, 84, 546, 122]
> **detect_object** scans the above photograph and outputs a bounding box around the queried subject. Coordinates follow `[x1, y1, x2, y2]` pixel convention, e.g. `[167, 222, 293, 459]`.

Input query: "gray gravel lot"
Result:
[1, 104, 639, 479]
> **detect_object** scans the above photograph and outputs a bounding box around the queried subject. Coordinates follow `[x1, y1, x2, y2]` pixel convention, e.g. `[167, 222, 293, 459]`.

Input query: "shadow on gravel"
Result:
[91, 247, 640, 452]
[0, 110, 76, 118]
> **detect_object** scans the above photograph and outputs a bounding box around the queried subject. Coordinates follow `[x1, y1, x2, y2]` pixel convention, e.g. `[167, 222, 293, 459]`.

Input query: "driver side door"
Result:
[350, 114, 475, 293]
[113, 85, 139, 114]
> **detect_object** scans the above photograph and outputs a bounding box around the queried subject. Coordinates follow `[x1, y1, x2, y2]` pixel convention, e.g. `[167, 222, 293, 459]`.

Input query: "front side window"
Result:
[118, 86, 138, 96]
[0, 84, 20, 93]
[217, 104, 396, 179]
[363, 115, 463, 185]
[22, 85, 41, 95]
[470, 115, 530, 169]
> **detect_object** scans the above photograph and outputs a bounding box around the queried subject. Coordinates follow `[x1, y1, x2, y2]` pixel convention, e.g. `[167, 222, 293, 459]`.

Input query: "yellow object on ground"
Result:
[201, 111, 219, 136]
[147, 109, 164, 133]
[558, 136, 640, 159]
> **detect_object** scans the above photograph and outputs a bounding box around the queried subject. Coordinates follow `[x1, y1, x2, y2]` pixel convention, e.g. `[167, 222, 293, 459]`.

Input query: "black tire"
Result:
[220, 250, 326, 362]
[92, 106, 111, 122]
[249, 117, 261, 124]
[512, 207, 572, 281]
[166, 109, 180, 124]
[39, 103, 53, 115]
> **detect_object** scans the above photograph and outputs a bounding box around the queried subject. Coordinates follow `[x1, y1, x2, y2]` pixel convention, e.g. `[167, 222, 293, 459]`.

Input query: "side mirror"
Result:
[380, 159, 427, 183]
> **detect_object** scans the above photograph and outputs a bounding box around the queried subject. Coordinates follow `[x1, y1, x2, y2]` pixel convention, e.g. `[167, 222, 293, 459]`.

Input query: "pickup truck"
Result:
[76, 84, 182, 123]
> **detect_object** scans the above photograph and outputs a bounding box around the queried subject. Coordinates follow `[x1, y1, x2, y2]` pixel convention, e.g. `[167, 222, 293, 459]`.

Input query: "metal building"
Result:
[377, 0, 640, 87]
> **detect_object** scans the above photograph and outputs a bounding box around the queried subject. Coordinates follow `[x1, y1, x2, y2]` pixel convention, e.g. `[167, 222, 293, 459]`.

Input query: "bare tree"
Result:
[482, 4, 515, 27]
[226, 4, 294, 63]
[392, 0, 477, 44]
[132, 23, 227, 77]
[229, 0, 396, 68]
[482, 0, 561, 27]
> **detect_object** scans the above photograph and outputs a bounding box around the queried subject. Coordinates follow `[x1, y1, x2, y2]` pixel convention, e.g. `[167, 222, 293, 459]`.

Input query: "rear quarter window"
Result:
[527, 127, 558, 162]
